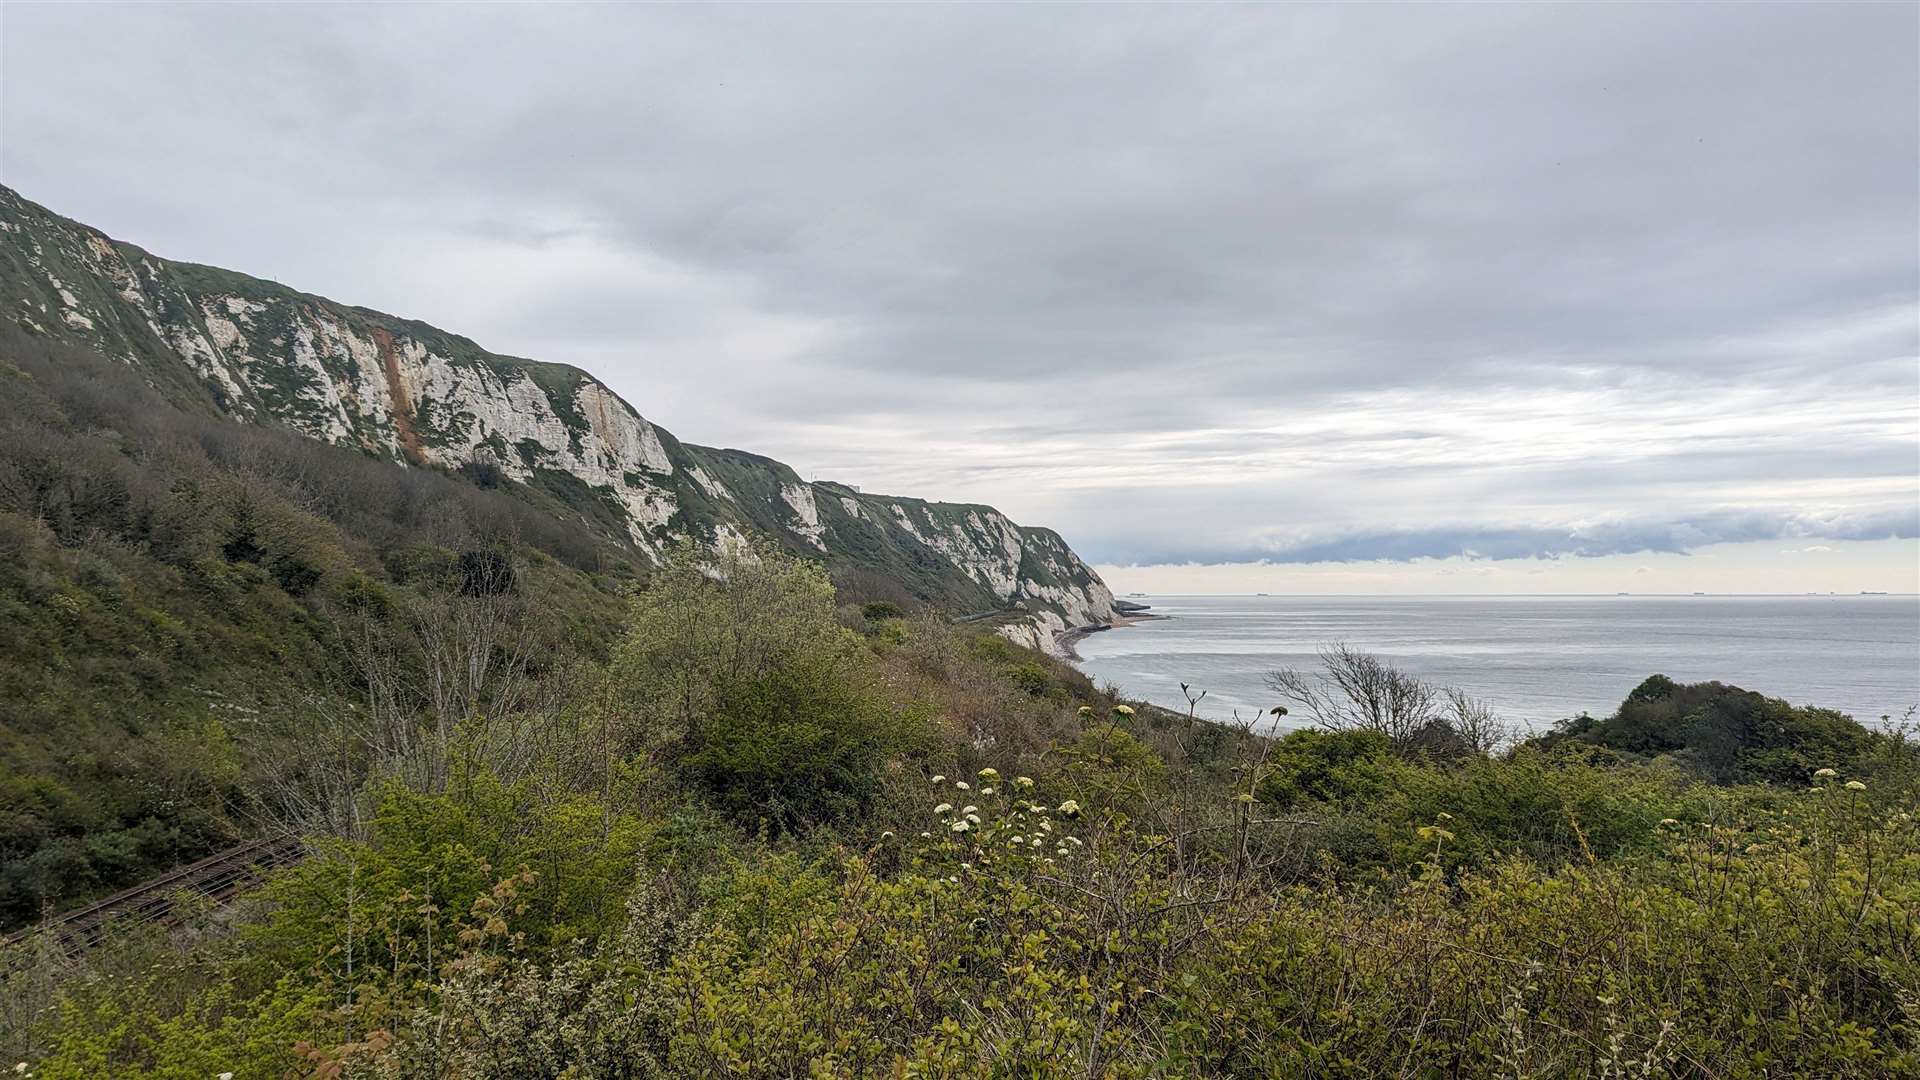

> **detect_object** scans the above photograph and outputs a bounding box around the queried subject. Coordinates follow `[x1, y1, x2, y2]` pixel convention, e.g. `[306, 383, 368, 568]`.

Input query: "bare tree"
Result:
[1264, 643, 1517, 758]
[249, 550, 573, 840]
[1441, 686, 1513, 755]
[1264, 643, 1439, 747]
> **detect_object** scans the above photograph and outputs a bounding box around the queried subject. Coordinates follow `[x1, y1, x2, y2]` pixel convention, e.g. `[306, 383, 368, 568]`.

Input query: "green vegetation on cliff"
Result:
[0, 326, 635, 926]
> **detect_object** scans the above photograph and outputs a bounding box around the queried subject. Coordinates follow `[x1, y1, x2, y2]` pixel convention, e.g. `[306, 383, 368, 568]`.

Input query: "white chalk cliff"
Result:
[0, 185, 1114, 654]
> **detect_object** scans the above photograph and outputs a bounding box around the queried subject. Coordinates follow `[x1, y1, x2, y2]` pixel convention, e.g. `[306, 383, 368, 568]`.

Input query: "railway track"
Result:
[2, 835, 306, 955]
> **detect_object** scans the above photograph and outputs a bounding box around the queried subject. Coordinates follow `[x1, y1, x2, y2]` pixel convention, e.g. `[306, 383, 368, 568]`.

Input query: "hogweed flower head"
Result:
[978, 767, 1000, 780]
[1813, 768, 1837, 778]
[930, 774, 947, 785]
[1845, 780, 1868, 791]
[1015, 776, 1034, 788]
[934, 803, 953, 815]
[1113, 704, 1135, 716]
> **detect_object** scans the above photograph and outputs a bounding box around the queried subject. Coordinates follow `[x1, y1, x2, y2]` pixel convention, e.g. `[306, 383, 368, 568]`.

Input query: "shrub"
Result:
[1256, 727, 1393, 809]
[680, 654, 918, 835]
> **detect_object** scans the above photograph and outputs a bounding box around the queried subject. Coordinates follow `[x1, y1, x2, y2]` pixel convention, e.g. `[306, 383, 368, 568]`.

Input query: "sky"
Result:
[3, 3, 1916, 594]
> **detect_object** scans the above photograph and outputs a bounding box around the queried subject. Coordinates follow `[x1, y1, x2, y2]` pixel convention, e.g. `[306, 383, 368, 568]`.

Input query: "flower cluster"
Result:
[919, 768, 1085, 869]
[1807, 768, 1869, 793]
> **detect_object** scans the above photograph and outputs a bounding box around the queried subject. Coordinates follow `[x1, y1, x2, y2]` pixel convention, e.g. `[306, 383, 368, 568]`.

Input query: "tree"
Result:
[1264, 643, 1440, 748]
[1265, 644, 1509, 757]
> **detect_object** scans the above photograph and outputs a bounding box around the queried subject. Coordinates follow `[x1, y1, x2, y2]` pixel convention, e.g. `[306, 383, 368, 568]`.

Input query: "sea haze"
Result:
[1074, 594, 1920, 731]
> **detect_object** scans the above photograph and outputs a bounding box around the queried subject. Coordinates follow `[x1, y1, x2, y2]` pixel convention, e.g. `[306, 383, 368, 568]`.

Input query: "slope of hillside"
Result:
[0, 185, 1113, 651]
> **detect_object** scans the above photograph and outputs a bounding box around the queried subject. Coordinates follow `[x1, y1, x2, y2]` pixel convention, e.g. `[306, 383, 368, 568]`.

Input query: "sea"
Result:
[1073, 594, 1920, 732]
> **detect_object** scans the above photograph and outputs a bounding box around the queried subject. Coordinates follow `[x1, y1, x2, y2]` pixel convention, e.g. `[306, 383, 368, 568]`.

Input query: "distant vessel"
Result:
[1862, 590, 1889, 595]
[1126, 592, 1147, 597]
[1256, 592, 1270, 596]
[1692, 591, 1707, 596]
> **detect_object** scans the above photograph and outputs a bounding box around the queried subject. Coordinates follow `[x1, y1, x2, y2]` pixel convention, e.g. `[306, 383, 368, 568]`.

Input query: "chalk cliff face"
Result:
[0, 186, 1113, 652]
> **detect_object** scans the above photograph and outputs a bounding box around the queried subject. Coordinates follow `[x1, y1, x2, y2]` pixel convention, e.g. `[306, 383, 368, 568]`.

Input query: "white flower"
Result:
[951, 820, 972, 833]
[955, 781, 971, 791]
[978, 767, 1000, 780]
[966, 813, 982, 825]
[1845, 779, 1868, 791]
[1015, 776, 1034, 788]
[960, 862, 972, 871]
[1065, 836, 1082, 847]
[1113, 704, 1135, 716]
[1812, 768, 1837, 778]
[1038, 819, 1053, 833]
[1011, 835, 1024, 844]
[930, 774, 947, 784]
[919, 831, 932, 839]
[1057, 799, 1081, 818]
[961, 805, 978, 815]
[1031, 837, 1044, 848]
[880, 831, 894, 841]
[219, 1074, 234, 1080]
[934, 802, 953, 814]
[980, 786, 996, 795]
[15, 1066, 28, 1076]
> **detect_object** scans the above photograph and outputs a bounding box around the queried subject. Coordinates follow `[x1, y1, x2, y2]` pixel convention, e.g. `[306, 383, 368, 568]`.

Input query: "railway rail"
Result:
[2, 835, 305, 955]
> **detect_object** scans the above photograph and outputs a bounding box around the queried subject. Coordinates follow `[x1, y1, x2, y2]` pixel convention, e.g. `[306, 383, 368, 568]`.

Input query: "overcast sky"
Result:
[4, 3, 1916, 593]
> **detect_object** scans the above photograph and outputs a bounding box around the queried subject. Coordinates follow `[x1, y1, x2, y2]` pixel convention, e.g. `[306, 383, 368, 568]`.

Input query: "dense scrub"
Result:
[0, 328, 636, 925]
[3, 538, 1915, 1077]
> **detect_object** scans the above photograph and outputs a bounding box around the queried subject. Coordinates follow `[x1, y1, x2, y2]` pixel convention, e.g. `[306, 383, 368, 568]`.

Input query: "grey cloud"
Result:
[2, 3, 1915, 575]
[1101, 508, 1920, 568]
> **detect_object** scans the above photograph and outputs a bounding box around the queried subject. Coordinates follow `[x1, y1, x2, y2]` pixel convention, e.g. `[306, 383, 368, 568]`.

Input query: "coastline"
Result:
[1055, 612, 1167, 661]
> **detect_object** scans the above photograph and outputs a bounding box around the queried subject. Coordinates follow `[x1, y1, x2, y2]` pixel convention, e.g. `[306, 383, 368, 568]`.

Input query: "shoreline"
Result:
[1055, 612, 1167, 661]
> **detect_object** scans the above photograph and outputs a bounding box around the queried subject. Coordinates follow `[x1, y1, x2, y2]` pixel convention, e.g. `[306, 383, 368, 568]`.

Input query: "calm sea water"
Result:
[1075, 595, 1920, 731]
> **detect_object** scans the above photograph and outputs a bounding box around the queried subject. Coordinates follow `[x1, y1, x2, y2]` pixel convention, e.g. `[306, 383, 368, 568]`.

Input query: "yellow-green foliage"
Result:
[614, 540, 925, 834]
[7, 546, 1916, 1078]
[16, 762, 1913, 1078]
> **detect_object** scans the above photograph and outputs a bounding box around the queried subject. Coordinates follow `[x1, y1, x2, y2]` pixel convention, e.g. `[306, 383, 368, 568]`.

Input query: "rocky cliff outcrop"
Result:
[0, 185, 1113, 652]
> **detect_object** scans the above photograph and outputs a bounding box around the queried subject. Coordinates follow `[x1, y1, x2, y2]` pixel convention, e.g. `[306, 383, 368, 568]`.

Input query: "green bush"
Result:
[1534, 675, 1888, 786]
[1256, 727, 1394, 809]
[681, 654, 919, 835]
